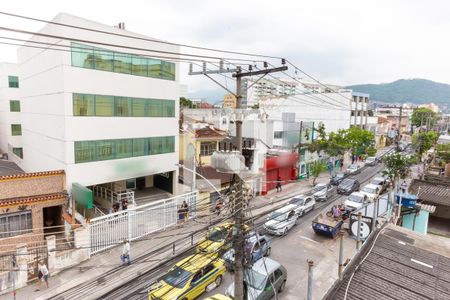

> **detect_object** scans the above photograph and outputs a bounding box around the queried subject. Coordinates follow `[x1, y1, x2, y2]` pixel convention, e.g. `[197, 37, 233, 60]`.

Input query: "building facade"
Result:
[0, 13, 180, 197]
[350, 92, 369, 128]
[222, 93, 237, 109]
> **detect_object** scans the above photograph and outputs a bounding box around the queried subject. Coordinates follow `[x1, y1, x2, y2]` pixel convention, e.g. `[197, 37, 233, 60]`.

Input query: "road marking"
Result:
[299, 236, 321, 244]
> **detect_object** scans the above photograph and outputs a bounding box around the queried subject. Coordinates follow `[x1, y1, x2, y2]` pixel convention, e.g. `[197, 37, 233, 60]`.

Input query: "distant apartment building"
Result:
[223, 93, 237, 109]
[350, 92, 369, 128]
[242, 77, 298, 108]
[0, 13, 181, 201]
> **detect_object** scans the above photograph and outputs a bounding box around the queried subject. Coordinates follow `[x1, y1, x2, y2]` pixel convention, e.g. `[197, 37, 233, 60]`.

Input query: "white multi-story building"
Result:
[350, 92, 369, 128]
[0, 13, 180, 196]
[242, 77, 299, 108]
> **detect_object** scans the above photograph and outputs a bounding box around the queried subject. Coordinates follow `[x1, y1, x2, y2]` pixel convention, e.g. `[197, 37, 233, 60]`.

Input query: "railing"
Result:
[92, 185, 136, 206]
[88, 191, 197, 255]
[93, 205, 106, 217]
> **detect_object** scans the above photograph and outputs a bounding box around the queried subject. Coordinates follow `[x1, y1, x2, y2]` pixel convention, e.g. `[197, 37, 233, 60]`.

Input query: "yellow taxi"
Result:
[148, 253, 226, 300]
[196, 222, 251, 254]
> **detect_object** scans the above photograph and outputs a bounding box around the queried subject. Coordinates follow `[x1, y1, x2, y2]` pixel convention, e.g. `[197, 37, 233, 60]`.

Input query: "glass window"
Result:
[115, 139, 132, 158]
[115, 97, 131, 117]
[9, 100, 20, 112]
[71, 43, 94, 69]
[162, 100, 175, 117]
[8, 76, 19, 88]
[11, 124, 22, 136]
[94, 48, 114, 72]
[114, 53, 132, 74]
[149, 136, 162, 155]
[95, 95, 114, 116]
[132, 138, 146, 156]
[0, 211, 32, 238]
[147, 99, 162, 117]
[12, 147, 23, 159]
[274, 131, 283, 139]
[200, 142, 216, 156]
[73, 94, 95, 116]
[131, 56, 148, 76]
[95, 140, 115, 161]
[148, 59, 161, 78]
[74, 141, 95, 163]
[131, 98, 146, 117]
[160, 61, 176, 80]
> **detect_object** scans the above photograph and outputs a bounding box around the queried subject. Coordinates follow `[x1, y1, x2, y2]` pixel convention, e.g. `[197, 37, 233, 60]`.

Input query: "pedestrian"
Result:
[36, 260, 49, 291]
[340, 158, 344, 171]
[332, 205, 341, 219]
[112, 202, 120, 213]
[351, 155, 355, 164]
[121, 240, 131, 265]
[121, 199, 128, 211]
[181, 200, 189, 221]
[400, 180, 408, 194]
[276, 176, 282, 192]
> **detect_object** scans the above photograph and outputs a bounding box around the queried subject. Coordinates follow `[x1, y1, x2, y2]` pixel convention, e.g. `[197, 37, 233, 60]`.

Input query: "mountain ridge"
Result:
[347, 78, 450, 105]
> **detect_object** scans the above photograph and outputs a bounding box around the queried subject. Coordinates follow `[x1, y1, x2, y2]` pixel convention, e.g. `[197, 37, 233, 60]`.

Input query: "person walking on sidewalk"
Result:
[276, 176, 282, 192]
[121, 240, 131, 265]
[36, 261, 49, 291]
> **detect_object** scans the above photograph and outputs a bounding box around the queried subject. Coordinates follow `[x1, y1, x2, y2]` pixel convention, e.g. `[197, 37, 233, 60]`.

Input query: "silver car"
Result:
[312, 183, 334, 201]
[226, 257, 287, 300]
[263, 204, 298, 235]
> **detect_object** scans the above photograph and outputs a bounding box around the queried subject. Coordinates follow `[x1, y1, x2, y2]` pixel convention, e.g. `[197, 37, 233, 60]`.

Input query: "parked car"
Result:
[346, 164, 362, 174]
[330, 172, 346, 185]
[360, 183, 381, 202]
[337, 178, 360, 195]
[311, 183, 334, 201]
[263, 204, 299, 235]
[288, 195, 316, 216]
[204, 295, 233, 300]
[223, 234, 271, 270]
[226, 258, 287, 300]
[343, 192, 368, 211]
[148, 253, 225, 300]
[365, 156, 378, 166]
[370, 176, 389, 193]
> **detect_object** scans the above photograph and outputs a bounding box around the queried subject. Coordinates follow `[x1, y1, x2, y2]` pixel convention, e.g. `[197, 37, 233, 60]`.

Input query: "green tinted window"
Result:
[73, 94, 95, 116]
[115, 97, 131, 117]
[8, 76, 19, 88]
[70, 42, 175, 81]
[94, 49, 114, 72]
[71, 43, 94, 69]
[114, 53, 132, 74]
[72, 93, 175, 118]
[12, 148, 23, 159]
[74, 136, 174, 163]
[11, 124, 22, 136]
[95, 95, 114, 116]
[9, 100, 20, 112]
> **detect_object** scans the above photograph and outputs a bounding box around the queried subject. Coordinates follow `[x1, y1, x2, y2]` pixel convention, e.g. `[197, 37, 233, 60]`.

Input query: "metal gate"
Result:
[27, 241, 48, 281]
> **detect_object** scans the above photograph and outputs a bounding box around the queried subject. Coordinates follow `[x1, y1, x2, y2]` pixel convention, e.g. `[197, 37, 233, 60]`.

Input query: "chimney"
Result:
[115, 22, 125, 30]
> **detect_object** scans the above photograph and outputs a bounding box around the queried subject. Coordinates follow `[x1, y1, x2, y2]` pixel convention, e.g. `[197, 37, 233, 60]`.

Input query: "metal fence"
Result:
[88, 191, 197, 255]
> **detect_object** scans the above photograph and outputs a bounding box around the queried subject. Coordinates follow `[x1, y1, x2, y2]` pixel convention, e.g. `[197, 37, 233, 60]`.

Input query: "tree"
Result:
[310, 161, 326, 185]
[180, 97, 194, 108]
[251, 104, 260, 109]
[411, 108, 436, 128]
[436, 144, 450, 163]
[346, 126, 376, 157]
[412, 131, 438, 156]
[383, 153, 412, 186]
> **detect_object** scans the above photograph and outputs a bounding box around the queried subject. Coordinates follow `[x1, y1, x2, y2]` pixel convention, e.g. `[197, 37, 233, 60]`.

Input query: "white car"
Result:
[360, 183, 381, 202]
[370, 177, 388, 193]
[365, 156, 378, 166]
[263, 204, 299, 235]
[344, 192, 368, 211]
[346, 164, 362, 174]
[288, 195, 316, 216]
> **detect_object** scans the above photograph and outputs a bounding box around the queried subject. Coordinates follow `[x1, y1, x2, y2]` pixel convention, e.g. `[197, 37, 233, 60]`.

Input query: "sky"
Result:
[1, 0, 450, 102]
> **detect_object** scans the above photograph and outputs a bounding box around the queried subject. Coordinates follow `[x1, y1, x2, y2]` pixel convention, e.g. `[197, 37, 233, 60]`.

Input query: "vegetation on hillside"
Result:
[348, 78, 450, 105]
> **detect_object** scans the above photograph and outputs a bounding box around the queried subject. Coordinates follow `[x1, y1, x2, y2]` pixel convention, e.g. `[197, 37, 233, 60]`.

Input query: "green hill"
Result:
[347, 79, 450, 105]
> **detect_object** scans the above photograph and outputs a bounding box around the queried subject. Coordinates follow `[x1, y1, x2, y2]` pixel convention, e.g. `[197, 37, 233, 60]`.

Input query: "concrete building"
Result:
[242, 77, 299, 108]
[0, 13, 181, 206]
[350, 92, 369, 128]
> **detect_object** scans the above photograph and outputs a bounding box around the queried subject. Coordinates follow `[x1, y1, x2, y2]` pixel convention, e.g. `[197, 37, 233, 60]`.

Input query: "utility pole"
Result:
[190, 60, 287, 299]
[298, 121, 303, 178]
[396, 106, 403, 151]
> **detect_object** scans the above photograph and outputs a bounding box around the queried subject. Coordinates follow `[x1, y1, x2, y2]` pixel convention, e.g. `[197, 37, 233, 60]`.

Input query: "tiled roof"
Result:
[194, 126, 226, 139]
[409, 179, 450, 206]
[0, 170, 64, 181]
[329, 225, 450, 300]
[0, 192, 66, 207]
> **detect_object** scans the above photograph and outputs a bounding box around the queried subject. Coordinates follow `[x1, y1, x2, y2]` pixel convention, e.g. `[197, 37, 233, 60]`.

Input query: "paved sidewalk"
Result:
[3, 172, 330, 300]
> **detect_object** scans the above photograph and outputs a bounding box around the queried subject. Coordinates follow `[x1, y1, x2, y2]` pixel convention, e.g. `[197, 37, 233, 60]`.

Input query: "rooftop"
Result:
[0, 159, 24, 176]
[329, 224, 450, 300]
[409, 179, 450, 206]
